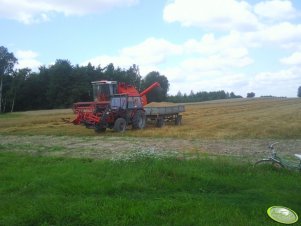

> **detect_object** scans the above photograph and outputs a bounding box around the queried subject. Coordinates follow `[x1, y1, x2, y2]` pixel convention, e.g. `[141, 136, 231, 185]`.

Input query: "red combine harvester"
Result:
[72, 80, 160, 132]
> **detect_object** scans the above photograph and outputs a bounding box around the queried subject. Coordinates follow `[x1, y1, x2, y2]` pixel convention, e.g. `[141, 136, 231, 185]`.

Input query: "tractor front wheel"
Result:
[114, 118, 127, 132]
[132, 110, 146, 129]
[94, 124, 106, 133]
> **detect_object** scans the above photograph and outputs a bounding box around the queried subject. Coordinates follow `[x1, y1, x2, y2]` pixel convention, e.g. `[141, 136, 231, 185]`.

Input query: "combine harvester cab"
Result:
[72, 81, 116, 125]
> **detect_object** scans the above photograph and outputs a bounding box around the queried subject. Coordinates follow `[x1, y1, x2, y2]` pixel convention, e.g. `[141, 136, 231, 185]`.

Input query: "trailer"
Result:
[144, 104, 185, 127]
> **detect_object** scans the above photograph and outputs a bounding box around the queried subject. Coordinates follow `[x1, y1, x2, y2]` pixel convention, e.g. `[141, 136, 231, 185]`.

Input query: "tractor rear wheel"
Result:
[132, 110, 146, 129]
[114, 118, 127, 132]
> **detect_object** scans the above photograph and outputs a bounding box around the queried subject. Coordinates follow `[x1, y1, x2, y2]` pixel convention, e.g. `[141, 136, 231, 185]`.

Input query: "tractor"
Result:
[72, 80, 160, 132]
[94, 94, 146, 133]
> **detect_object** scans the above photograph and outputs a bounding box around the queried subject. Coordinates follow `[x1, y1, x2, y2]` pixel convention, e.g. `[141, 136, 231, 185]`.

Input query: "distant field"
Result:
[1, 97, 301, 139]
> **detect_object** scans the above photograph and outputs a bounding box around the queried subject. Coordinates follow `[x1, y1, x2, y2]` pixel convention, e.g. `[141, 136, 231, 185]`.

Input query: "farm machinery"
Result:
[72, 80, 185, 133]
[72, 80, 160, 132]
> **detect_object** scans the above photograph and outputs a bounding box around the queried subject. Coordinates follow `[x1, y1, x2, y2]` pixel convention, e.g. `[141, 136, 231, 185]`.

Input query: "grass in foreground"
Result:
[1, 152, 300, 226]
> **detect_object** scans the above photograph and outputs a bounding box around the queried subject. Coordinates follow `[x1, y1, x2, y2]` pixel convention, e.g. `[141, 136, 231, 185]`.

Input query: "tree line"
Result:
[4, 45, 296, 113]
[1, 66, 170, 112]
[0, 46, 245, 113]
[167, 90, 242, 103]
[0, 46, 171, 112]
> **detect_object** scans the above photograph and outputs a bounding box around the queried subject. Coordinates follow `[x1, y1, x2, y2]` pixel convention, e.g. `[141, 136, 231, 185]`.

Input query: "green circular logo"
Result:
[267, 206, 298, 224]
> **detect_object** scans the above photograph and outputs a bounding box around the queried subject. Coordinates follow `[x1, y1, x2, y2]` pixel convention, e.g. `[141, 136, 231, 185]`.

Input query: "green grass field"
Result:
[1, 98, 301, 225]
[1, 151, 300, 226]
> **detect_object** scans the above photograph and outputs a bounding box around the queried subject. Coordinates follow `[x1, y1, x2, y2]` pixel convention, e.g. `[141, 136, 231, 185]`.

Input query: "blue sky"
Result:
[1, 0, 301, 97]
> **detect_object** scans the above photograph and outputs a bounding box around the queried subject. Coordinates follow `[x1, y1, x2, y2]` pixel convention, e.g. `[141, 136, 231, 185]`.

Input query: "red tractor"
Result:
[72, 80, 160, 132]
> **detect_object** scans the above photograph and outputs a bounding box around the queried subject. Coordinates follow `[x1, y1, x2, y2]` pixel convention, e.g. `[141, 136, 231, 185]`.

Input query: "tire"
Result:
[254, 159, 284, 168]
[85, 122, 94, 129]
[132, 110, 146, 129]
[113, 118, 127, 132]
[156, 117, 165, 128]
[94, 125, 106, 133]
[175, 115, 182, 125]
[272, 161, 285, 168]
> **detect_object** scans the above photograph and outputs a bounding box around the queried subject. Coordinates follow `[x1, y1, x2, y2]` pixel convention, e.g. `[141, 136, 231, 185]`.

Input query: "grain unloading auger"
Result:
[71, 80, 160, 132]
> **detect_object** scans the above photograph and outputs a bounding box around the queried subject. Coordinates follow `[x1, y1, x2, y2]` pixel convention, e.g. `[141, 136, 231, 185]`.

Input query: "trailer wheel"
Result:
[132, 110, 146, 129]
[156, 117, 165, 128]
[175, 115, 182, 125]
[114, 118, 127, 132]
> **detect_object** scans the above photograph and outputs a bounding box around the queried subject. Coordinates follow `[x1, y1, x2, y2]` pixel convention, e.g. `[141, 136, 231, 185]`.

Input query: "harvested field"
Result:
[1, 97, 301, 139]
[0, 98, 301, 160]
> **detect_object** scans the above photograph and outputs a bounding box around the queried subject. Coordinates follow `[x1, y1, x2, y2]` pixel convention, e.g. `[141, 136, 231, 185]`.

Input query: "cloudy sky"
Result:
[1, 0, 301, 97]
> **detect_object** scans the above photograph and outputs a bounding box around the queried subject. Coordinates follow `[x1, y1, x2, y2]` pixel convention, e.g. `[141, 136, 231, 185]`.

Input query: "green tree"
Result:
[247, 92, 255, 98]
[177, 90, 182, 97]
[125, 64, 141, 89]
[70, 64, 97, 103]
[15, 72, 43, 110]
[0, 46, 17, 113]
[141, 71, 169, 102]
[8, 68, 30, 112]
[46, 59, 73, 108]
[298, 86, 301, 98]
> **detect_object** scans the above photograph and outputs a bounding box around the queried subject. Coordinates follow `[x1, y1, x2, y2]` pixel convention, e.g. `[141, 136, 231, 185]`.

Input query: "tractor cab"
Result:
[110, 94, 143, 110]
[92, 81, 117, 102]
[110, 94, 127, 110]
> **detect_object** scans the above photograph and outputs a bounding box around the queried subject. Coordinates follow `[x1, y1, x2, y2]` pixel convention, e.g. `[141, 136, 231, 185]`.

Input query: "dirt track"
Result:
[1, 135, 301, 161]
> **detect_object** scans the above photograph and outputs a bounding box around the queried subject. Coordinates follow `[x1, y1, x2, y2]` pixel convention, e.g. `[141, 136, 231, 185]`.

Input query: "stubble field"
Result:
[0, 97, 301, 160]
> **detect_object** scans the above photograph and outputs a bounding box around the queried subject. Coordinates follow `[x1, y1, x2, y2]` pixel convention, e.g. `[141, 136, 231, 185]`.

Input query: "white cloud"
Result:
[280, 52, 301, 65]
[168, 72, 249, 95]
[15, 50, 41, 70]
[16, 50, 38, 59]
[181, 49, 252, 72]
[254, 0, 296, 21]
[84, 34, 254, 94]
[248, 67, 301, 97]
[240, 22, 301, 51]
[256, 22, 301, 44]
[83, 37, 182, 75]
[163, 0, 299, 32]
[120, 38, 182, 65]
[162, 46, 252, 95]
[0, 0, 138, 24]
[163, 0, 301, 50]
[254, 68, 300, 83]
[184, 32, 242, 54]
[169, 67, 301, 97]
[82, 22, 301, 96]
[163, 0, 260, 31]
[167, 66, 301, 97]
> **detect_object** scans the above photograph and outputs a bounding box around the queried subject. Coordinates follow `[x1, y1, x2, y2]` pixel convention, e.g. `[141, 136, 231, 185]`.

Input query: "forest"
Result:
[1, 46, 242, 113]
